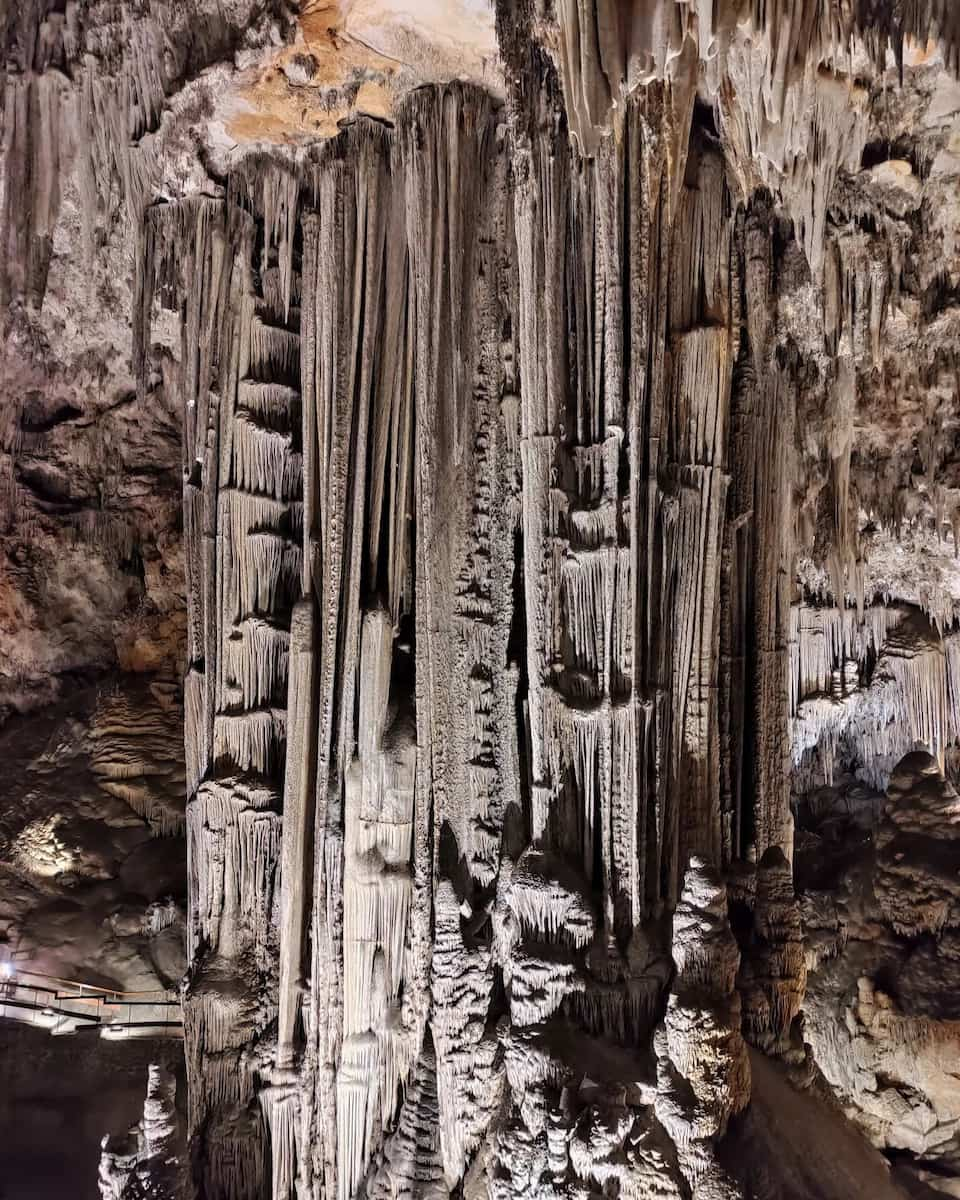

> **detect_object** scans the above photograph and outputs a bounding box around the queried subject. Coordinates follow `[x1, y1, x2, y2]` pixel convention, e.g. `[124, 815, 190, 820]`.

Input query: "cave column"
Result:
[142, 188, 301, 1200]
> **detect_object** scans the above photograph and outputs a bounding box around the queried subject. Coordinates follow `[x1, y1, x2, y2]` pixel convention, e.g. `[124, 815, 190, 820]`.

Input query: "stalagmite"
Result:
[876, 752, 960, 937]
[655, 859, 750, 1198]
[99, 1065, 184, 1200]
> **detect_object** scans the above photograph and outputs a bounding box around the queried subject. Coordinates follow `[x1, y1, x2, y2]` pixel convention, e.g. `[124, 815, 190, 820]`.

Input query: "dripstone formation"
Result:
[3, 2, 960, 1198]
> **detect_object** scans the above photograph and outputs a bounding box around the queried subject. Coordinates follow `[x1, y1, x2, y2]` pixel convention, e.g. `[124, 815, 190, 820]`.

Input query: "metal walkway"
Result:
[0, 968, 182, 1039]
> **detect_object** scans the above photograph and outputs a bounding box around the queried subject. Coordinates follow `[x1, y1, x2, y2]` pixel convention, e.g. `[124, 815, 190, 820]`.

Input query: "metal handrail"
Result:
[8, 967, 178, 1001]
[0, 974, 183, 1039]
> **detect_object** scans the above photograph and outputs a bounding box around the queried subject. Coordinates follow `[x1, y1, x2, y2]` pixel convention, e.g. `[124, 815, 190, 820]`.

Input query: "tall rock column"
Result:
[274, 85, 518, 1200]
[399, 85, 517, 1185]
[507, 58, 662, 960]
[141, 190, 300, 1199]
[661, 134, 734, 891]
[293, 121, 420, 1200]
[721, 196, 795, 865]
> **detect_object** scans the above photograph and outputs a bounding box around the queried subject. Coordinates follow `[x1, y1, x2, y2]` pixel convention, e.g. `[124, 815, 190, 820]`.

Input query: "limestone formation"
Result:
[4, 1, 960, 1198]
[654, 859, 750, 1199]
[736, 847, 807, 1058]
[100, 1064, 185, 1200]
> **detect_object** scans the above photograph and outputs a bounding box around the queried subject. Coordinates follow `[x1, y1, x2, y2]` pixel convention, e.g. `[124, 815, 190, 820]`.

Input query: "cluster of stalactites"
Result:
[0, 7, 174, 307]
[0, 3, 163, 306]
[109, 9, 960, 1199]
[791, 603, 960, 791]
[789, 601, 907, 718]
[236, 80, 521, 1200]
[497, 0, 958, 160]
[287, 96, 506, 1200]
[1, 1, 257, 310]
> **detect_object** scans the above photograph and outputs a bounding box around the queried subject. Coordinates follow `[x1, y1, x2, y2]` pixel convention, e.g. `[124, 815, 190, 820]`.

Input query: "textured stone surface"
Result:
[4, 2, 960, 1199]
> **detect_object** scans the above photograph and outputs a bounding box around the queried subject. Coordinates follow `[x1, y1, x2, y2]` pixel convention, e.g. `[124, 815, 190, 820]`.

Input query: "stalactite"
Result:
[230, 414, 302, 503]
[0, 71, 63, 306]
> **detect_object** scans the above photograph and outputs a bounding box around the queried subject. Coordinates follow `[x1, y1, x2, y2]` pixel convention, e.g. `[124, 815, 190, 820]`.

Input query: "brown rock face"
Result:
[877, 751, 960, 936]
[800, 751, 960, 1176]
[4, 2, 960, 1199]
